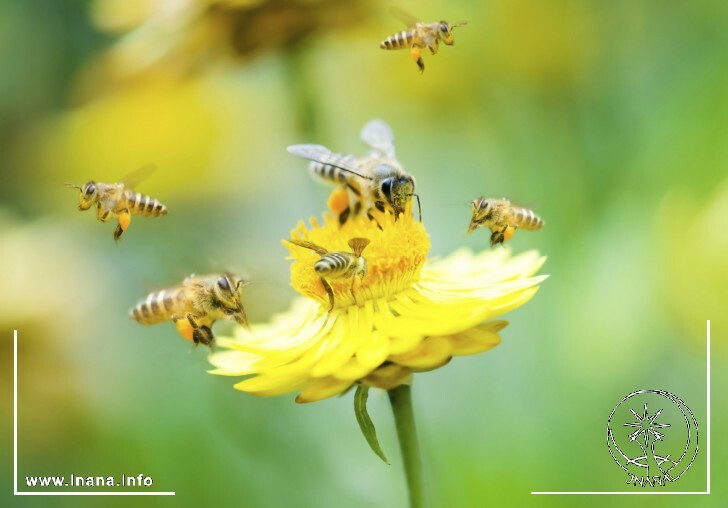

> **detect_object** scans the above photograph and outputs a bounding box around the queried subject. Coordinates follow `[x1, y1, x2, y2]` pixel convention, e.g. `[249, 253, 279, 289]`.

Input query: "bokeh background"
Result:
[1, 0, 726, 506]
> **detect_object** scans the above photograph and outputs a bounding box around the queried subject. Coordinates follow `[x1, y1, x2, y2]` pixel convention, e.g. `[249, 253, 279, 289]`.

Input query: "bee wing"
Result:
[360, 119, 396, 159]
[119, 163, 157, 189]
[287, 144, 372, 181]
[287, 238, 329, 256]
[287, 144, 335, 161]
[390, 7, 420, 27]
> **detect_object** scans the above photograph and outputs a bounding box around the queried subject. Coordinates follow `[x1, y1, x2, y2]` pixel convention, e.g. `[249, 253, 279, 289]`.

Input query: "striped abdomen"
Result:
[122, 190, 168, 217]
[380, 29, 415, 50]
[510, 207, 545, 231]
[314, 253, 356, 279]
[131, 288, 185, 325]
[309, 153, 360, 185]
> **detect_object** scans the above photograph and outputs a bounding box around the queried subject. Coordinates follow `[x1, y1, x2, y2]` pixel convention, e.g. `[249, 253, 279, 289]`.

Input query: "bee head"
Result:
[213, 274, 249, 327]
[382, 176, 416, 219]
[468, 197, 490, 233]
[439, 20, 467, 45]
[65, 180, 97, 210]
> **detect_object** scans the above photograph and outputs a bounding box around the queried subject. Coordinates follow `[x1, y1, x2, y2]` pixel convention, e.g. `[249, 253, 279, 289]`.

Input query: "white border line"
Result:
[13, 329, 176, 496]
[531, 319, 711, 496]
[706, 319, 710, 495]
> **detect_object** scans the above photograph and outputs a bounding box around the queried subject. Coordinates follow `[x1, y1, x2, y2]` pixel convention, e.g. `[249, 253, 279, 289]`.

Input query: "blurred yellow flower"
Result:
[89, 0, 372, 83]
[208, 203, 546, 403]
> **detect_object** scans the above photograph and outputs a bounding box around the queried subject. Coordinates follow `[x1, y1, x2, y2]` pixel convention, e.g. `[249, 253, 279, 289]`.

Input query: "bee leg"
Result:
[338, 206, 351, 226]
[410, 47, 424, 73]
[349, 277, 357, 306]
[96, 205, 111, 222]
[503, 225, 517, 243]
[489, 227, 507, 247]
[185, 313, 214, 349]
[192, 326, 215, 351]
[113, 210, 131, 242]
[184, 313, 200, 332]
[320, 277, 335, 312]
[366, 210, 383, 231]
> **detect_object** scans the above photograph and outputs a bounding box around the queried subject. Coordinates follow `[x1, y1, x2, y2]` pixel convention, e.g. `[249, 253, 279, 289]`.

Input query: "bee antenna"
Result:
[408, 194, 422, 222]
[238, 279, 286, 287]
[64, 182, 82, 190]
[235, 280, 252, 291]
[324, 162, 374, 181]
[452, 21, 468, 29]
[287, 147, 374, 181]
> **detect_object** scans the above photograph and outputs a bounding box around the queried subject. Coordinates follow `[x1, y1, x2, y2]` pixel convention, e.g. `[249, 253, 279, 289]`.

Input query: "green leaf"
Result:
[354, 385, 389, 464]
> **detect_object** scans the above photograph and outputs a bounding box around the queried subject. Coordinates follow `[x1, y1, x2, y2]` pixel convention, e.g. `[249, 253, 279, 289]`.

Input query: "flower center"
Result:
[286, 206, 430, 310]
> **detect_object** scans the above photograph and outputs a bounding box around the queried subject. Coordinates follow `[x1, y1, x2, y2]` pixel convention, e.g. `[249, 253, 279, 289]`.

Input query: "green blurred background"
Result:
[1, 0, 726, 506]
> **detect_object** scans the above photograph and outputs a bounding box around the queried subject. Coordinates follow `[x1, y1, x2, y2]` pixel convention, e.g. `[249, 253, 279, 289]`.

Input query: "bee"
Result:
[379, 9, 467, 73]
[131, 273, 249, 350]
[287, 237, 370, 310]
[468, 197, 545, 246]
[65, 165, 168, 242]
[287, 119, 420, 226]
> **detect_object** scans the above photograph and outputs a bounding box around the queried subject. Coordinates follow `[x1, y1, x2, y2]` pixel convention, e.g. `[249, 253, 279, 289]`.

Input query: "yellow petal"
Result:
[355, 329, 390, 369]
[310, 306, 367, 378]
[233, 374, 308, 396]
[207, 350, 265, 376]
[332, 357, 374, 381]
[389, 336, 453, 370]
[295, 377, 354, 403]
[446, 322, 505, 356]
[362, 364, 412, 390]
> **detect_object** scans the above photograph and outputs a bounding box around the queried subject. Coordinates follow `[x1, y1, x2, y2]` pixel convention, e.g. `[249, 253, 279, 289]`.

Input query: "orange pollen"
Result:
[175, 319, 194, 342]
[119, 211, 131, 232]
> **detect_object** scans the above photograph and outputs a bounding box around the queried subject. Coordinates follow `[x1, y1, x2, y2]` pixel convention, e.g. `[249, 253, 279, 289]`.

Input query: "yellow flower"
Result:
[208, 204, 546, 403]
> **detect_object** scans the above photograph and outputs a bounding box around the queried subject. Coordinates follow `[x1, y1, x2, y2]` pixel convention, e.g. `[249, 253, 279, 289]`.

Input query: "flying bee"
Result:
[131, 273, 249, 350]
[468, 197, 545, 246]
[65, 165, 168, 242]
[287, 237, 370, 311]
[379, 8, 467, 73]
[287, 119, 420, 227]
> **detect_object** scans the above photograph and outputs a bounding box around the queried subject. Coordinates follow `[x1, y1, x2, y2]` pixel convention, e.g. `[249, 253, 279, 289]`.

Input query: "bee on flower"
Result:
[207, 192, 546, 403]
[287, 237, 370, 310]
[287, 119, 421, 227]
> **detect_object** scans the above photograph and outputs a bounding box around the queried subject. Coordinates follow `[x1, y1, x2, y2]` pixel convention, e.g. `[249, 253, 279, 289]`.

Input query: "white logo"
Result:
[607, 390, 698, 487]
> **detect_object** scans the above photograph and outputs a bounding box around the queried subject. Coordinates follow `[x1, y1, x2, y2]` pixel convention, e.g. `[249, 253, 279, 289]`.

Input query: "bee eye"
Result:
[217, 276, 230, 290]
[381, 179, 393, 199]
[84, 183, 96, 196]
[440, 24, 448, 33]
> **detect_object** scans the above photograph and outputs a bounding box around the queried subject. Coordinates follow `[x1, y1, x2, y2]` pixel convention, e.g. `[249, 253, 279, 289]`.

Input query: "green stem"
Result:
[389, 384, 425, 508]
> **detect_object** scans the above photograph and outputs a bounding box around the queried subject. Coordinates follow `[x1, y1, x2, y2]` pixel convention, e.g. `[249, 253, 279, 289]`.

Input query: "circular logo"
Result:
[607, 390, 698, 487]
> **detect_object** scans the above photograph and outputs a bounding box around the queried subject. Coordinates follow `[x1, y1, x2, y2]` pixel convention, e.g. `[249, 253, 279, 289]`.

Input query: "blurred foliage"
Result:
[1, 0, 726, 507]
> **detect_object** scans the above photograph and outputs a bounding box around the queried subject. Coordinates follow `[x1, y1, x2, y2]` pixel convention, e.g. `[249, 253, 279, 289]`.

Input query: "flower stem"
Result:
[389, 384, 425, 508]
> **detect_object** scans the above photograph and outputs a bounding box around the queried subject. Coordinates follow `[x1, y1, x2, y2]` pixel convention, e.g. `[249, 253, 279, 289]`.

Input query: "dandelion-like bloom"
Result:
[208, 201, 546, 403]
